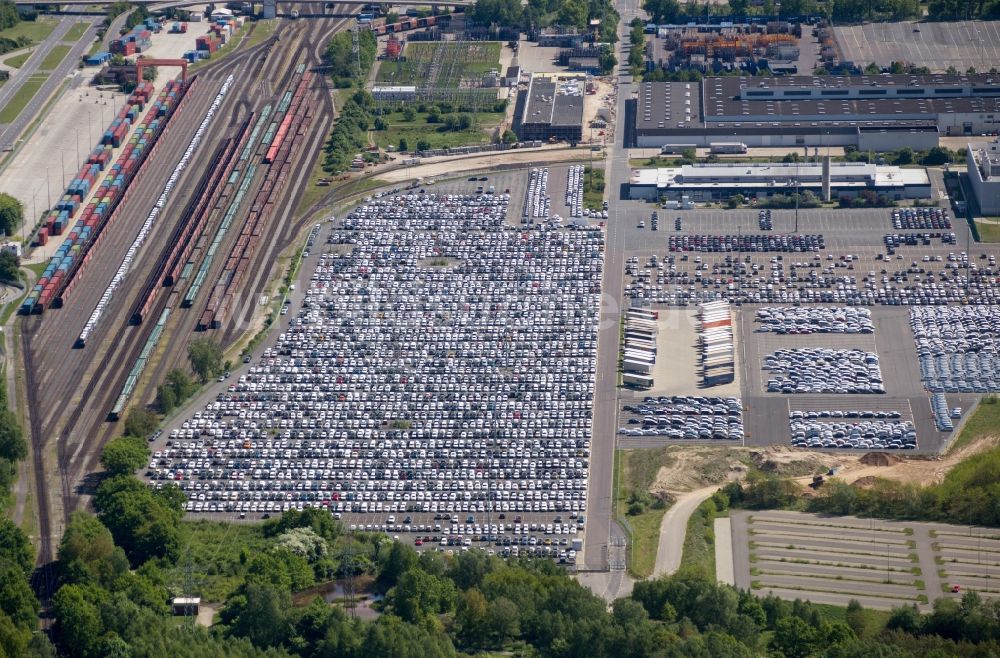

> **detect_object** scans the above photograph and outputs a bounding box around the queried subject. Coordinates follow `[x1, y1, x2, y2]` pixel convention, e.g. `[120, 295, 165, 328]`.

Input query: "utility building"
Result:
[515, 74, 585, 143]
[632, 74, 1000, 149]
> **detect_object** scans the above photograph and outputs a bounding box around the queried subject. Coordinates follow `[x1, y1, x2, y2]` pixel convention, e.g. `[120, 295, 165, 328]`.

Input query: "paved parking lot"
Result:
[613, 201, 1000, 452]
[833, 21, 1000, 72]
[728, 510, 1000, 610]
[152, 168, 605, 565]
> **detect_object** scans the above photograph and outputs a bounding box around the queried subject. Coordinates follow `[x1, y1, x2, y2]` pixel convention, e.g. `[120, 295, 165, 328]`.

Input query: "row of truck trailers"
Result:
[699, 300, 735, 386]
[622, 308, 658, 389]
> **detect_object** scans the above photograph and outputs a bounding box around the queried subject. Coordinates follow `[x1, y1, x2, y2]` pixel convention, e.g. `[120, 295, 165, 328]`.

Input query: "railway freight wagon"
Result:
[21, 79, 187, 315]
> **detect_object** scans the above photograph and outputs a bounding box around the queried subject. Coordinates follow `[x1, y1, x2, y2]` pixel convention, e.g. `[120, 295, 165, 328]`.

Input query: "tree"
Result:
[398, 137, 408, 152]
[0, 407, 25, 464]
[187, 337, 223, 382]
[489, 596, 520, 645]
[0, 518, 33, 577]
[0, 192, 24, 235]
[402, 106, 416, 121]
[100, 436, 150, 476]
[225, 582, 293, 648]
[770, 615, 822, 658]
[501, 129, 517, 144]
[556, 0, 588, 27]
[156, 369, 195, 413]
[416, 139, 431, 152]
[921, 146, 953, 166]
[456, 588, 489, 647]
[92, 476, 183, 563]
[53, 585, 102, 658]
[468, 0, 523, 27]
[728, 0, 749, 15]
[893, 147, 914, 166]
[122, 408, 157, 439]
[0, 252, 18, 283]
[0, 563, 39, 628]
[643, 0, 680, 23]
[373, 117, 387, 131]
[845, 599, 868, 638]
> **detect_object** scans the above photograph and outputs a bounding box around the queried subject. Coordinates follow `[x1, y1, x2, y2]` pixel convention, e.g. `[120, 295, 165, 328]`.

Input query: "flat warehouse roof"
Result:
[704, 93, 1000, 121]
[707, 72, 1000, 92]
[522, 75, 585, 128]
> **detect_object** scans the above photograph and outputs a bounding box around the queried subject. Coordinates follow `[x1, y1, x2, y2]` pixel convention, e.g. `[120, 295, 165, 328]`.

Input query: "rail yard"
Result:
[16, 7, 349, 579]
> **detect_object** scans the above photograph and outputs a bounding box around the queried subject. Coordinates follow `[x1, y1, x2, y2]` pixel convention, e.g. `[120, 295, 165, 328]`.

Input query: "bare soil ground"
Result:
[644, 434, 1000, 498]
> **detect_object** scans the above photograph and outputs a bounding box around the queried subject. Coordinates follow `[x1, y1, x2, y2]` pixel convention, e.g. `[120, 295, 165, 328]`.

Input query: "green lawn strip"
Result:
[677, 496, 725, 580]
[626, 508, 667, 578]
[3, 50, 31, 69]
[947, 396, 1000, 453]
[38, 44, 71, 71]
[583, 166, 605, 209]
[0, 73, 48, 123]
[243, 19, 276, 50]
[615, 447, 676, 578]
[61, 22, 91, 43]
[974, 219, 1000, 243]
[756, 580, 921, 601]
[0, 18, 57, 45]
[755, 566, 917, 586]
[373, 112, 502, 151]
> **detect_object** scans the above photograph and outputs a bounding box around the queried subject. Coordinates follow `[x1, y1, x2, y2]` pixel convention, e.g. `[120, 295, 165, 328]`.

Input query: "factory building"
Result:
[515, 73, 585, 143]
[967, 137, 1000, 215]
[628, 161, 931, 201]
[632, 74, 1000, 149]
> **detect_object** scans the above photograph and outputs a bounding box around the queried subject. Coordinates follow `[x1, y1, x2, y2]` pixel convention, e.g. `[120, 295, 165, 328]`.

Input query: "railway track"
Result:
[20, 7, 351, 581]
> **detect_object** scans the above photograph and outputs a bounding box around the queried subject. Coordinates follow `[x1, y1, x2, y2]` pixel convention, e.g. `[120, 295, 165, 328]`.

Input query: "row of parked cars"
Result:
[912, 306, 1000, 393]
[625, 248, 1000, 307]
[755, 306, 874, 334]
[790, 416, 917, 450]
[619, 396, 744, 441]
[157, 187, 605, 557]
[891, 207, 951, 230]
[765, 349, 884, 394]
[524, 167, 551, 220]
[667, 234, 825, 253]
[931, 393, 961, 431]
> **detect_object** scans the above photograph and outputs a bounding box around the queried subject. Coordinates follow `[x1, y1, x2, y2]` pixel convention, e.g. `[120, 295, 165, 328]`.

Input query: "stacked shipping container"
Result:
[21, 80, 187, 315]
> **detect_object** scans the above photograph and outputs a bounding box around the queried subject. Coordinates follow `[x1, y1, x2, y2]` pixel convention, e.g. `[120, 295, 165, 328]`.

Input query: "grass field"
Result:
[373, 109, 502, 152]
[975, 219, 1000, 242]
[615, 447, 676, 578]
[0, 73, 47, 124]
[376, 41, 501, 88]
[38, 44, 71, 71]
[948, 396, 1000, 452]
[583, 166, 605, 209]
[0, 18, 57, 46]
[3, 50, 31, 69]
[243, 18, 276, 50]
[677, 496, 724, 581]
[61, 22, 91, 43]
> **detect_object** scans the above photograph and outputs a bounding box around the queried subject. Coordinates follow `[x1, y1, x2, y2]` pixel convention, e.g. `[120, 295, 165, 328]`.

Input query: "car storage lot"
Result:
[616, 201, 1000, 451]
[151, 168, 607, 565]
[728, 510, 1000, 611]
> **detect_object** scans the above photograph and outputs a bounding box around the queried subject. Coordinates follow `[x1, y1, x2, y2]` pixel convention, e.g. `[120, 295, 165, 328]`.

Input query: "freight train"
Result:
[370, 14, 450, 37]
[21, 79, 187, 315]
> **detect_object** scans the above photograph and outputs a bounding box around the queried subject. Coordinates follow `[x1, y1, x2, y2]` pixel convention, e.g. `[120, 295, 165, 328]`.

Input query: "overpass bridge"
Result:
[14, 0, 472, 6]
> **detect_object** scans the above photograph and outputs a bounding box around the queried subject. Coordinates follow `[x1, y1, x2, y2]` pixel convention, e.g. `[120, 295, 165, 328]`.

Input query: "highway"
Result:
[20, 8, 348, 586]
[0, 16, 98, 149]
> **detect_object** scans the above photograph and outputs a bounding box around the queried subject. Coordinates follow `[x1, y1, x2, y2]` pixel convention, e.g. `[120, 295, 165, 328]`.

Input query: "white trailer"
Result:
[623, 373, 654, 388]
[623, 359, 653, 374]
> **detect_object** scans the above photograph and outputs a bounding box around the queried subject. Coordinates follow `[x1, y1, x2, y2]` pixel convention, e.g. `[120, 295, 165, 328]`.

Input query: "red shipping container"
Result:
[37, 230, 48, 246]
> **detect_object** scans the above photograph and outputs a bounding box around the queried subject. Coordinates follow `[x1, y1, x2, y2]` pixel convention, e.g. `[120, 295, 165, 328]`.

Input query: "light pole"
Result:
[46, 167, 51, 210]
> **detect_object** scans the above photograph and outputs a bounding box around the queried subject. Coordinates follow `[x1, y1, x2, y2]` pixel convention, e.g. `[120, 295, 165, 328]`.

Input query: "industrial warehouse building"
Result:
[628, 161, 931, 201]
[967, 137, 1000, 215]
[631, 74, 1000, 149]
[515, 73, 585, 143]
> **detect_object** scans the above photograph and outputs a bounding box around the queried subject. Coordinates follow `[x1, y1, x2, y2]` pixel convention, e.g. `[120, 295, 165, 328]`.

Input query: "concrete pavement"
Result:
[652, 485, 720, 577]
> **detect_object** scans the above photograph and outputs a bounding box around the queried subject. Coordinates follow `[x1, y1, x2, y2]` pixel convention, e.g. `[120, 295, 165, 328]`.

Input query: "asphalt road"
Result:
[0, 16, 98, 150]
